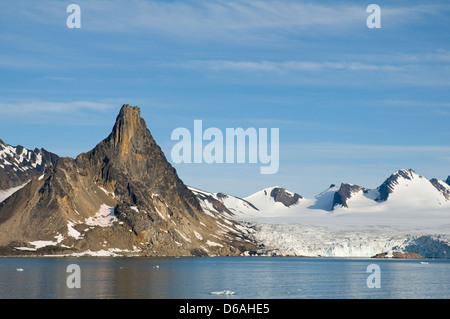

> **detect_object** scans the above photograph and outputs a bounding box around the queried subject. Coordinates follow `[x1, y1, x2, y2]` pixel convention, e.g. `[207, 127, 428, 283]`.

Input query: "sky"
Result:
[1, 0, 450, 198]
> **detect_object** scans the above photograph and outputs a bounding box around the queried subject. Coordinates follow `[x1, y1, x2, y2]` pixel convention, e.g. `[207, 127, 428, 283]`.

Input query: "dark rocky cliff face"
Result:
[332, 183, 367, 209]
[270, 187, 302, 207]
[77, 105, 203, 223]
[0, 105, 255, 256]
[375, 169, 416, 202]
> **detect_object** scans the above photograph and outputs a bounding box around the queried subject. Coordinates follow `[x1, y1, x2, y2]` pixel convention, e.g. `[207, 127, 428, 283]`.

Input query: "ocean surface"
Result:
[0, 256, 448, 299]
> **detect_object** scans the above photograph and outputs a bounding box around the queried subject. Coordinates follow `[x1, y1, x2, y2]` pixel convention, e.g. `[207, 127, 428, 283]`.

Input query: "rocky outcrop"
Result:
[430, 178, 450, 200]
[270, 187, 302, 207]
[332, 183, 367, 209]
[375, 169, 416, 202]
[372, 251, 424, 259]
[0, 104, 256, 256]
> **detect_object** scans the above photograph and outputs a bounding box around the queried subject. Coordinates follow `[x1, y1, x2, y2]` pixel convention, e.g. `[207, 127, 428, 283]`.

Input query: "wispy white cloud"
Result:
[79, 0, 364, 35]
[0, 100, 113, 114]
[183, 60, 402, 73]
[281, 143, 450, 163]
[5, 0, 448, 37]
[83, 1, 450, 37]
[383, 99, 450, 108]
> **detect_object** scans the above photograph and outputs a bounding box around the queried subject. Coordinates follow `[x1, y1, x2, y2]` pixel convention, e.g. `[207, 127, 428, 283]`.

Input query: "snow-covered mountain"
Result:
[191, 169, 450, 258]
[0, 139, 58, 202]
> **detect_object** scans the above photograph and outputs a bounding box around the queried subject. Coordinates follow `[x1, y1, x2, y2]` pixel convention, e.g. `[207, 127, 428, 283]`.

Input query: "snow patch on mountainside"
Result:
[85, 204, 117, 227]
[0, 183, 29, 203]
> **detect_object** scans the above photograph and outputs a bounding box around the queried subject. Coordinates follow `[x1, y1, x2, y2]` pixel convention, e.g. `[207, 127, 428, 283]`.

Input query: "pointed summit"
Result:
[110, 104, 146, 157]
[375, 169, 418, 202]
[332, 183, 367, 209]
[0, 104, 254, 256]
[80, 104, 202, 215]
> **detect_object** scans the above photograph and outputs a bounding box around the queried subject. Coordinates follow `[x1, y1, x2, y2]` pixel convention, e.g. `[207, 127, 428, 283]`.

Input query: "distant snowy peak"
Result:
[190, 186, 303, 219]
[244, 186, 303, 211]
[188, 186, 259, 218]
[0, 139, 58, 191]
[194, 169, 450, 216]
[332, 183, 368, 209]
[375, 168, 418, 202]
[374, 169, 450, 206]
[330, 169, 450, 210]
[268, 187, 302, 207]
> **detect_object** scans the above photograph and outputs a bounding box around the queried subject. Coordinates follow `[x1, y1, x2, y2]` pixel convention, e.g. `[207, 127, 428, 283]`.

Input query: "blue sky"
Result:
[1, 0, 450, 197]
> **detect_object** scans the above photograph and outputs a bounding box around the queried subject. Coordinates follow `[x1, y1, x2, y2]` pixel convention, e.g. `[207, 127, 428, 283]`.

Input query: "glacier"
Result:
[244, 222, 450, 258]
[190, 170, 450, 258]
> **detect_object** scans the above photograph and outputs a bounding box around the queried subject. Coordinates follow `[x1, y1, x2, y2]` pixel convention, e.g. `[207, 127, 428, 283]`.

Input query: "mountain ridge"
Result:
[0, 105, 256, 256]
[1, 107, 449, 258]
[192, 168, 450, 220]
[0, 139, 58, 192]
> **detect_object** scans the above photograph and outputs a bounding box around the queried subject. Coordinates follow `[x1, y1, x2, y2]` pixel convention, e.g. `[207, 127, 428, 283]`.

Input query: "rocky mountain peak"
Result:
[0, 104, 254, 256]
[332, 183, 367, 209]
[375, 169, 418, 202]
[110, 104, 145, 158]
[75, 104, 206, 223]
[270, 187, 302, 207]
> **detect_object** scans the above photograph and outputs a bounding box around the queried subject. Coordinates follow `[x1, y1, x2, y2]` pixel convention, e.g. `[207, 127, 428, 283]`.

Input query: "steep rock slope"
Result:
[0, 105, 255, 256]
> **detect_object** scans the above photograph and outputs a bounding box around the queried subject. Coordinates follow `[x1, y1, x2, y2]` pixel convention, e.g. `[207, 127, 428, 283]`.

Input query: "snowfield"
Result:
[191, 170, 450, 258]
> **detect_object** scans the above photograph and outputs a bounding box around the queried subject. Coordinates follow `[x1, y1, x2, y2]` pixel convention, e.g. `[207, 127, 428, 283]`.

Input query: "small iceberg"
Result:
[16, 268, 24, 272]
[420, 262, 429, 264]
[210, 290, 235, 295]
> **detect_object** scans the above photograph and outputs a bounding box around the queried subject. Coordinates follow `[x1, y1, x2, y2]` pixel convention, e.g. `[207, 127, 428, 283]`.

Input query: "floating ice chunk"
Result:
[210, 290, 235, 295]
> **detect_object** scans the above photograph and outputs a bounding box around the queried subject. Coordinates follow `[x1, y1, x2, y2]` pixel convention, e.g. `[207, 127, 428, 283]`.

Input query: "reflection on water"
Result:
[0, 257, 448, 299]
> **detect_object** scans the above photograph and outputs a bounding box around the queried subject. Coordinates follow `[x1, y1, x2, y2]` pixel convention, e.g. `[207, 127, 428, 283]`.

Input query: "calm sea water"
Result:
[0, 257, 448, 299]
